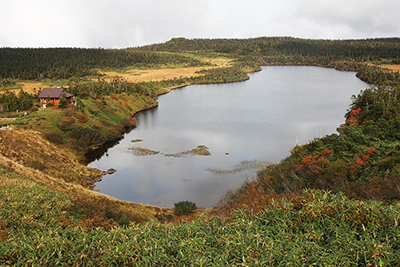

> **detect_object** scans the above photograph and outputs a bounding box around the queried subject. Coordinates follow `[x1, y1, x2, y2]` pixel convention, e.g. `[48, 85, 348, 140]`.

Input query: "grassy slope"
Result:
[0, 93, 158, 184]
[0, 128, 101, 186]
[2, 49, 400, 264]
[0, 92, 173, 233]
[0, 130, 172, 224]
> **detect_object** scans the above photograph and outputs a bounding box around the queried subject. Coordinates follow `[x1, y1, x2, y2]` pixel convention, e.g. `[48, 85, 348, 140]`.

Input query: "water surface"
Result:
[88, 66, 369, 208]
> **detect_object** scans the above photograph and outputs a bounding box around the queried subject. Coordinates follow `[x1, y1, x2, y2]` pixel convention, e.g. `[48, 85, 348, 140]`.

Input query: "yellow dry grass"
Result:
[1, 58, 230, 94]
[0, 82, 46, 95]
[19, 82, 44, 94]
[371, 64, 400, 73]
[381, 65, 400, 72]
[98, 58, 231, 83]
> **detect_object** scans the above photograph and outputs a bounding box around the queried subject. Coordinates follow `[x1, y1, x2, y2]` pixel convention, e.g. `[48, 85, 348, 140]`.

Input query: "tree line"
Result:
[0, 48, 206, 80]
[137, 37, 400, 63]
[2, 37, 400, 82]
[0, 90, 37, 114]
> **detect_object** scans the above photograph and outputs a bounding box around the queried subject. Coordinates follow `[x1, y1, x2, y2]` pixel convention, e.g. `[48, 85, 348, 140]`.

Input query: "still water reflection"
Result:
[88, 66, 369, 208]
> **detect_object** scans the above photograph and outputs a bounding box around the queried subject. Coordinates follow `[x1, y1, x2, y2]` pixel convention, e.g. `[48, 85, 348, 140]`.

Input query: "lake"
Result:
[88, 66, 369, 208]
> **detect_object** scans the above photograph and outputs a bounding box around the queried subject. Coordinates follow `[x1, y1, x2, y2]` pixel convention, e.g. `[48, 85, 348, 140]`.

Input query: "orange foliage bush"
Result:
[347, 108, 361, 125]
[351, 147, 377, 166]
[59, 117, 76, 131]
[77, 113, 89, 123]
[214, 181, 301, 221]
[295, 148, 333, 177]
[0, 230, 8, 241]
[92, 122, 102, 130]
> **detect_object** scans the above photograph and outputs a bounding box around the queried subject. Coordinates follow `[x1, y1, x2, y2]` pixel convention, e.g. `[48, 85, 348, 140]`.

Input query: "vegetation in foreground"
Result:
[1, 37, 400, 265]
[0, 158, 172, 230]
[2, 184, 399, 265]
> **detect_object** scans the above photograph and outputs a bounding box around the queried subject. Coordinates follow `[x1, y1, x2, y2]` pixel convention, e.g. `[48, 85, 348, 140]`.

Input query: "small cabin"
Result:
[38, 87, 74, 108]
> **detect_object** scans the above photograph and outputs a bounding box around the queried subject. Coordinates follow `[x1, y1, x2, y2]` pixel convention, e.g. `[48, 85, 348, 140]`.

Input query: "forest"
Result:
[1, 37, 400, 81]
[138, 36, 400, 64]
[2, 37, 400, 265]
[0, 48, 207, 80]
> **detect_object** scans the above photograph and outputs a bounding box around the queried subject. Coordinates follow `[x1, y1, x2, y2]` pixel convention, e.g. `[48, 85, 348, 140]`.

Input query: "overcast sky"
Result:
[1, 0, 399, 48]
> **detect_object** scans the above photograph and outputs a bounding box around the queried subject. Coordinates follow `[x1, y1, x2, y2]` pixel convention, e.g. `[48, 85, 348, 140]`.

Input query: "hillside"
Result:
[1, 37, 400, 265]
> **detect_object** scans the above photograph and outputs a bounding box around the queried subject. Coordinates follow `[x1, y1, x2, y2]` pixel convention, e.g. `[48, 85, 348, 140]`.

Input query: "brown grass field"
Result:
[380, 64, 400, 72]
[371, 64, 400, 73]
[18, 82, 43, 94]
[0, 82, 44, 95]
[1, 58, 230, 95]
[97, 58, 231, 83]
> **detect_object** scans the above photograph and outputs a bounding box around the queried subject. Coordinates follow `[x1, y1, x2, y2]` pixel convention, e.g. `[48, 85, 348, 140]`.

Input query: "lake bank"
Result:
[88, 66, 369, 208]
[0, 62, 371, 212]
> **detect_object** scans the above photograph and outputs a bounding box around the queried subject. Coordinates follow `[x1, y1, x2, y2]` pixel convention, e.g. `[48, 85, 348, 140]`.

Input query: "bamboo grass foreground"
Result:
[1, 189, 400, 265]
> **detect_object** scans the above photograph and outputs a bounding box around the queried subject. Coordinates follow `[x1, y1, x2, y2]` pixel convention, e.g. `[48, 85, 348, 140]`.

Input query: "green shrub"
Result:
[25, 159, 46, 171]
[174, 201, 197, 216]
[44, 131, 64, 144]
[68, 127, 105, 150]
[58, 98, 68, 109]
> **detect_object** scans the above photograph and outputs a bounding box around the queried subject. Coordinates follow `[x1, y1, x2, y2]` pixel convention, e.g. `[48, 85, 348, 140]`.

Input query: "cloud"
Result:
[1, 0, 210, 47]
[287, 0, 400, 39]
[1, 0, 400, 48]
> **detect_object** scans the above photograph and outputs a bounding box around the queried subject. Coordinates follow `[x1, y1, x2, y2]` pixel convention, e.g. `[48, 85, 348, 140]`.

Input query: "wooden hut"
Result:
[38, 87, 74, 108]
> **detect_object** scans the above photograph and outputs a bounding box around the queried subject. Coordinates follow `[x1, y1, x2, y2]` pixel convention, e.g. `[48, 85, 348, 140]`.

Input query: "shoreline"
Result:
[83, 103, 159, 165]
[83, 66, 255, 165]
[85, 64, 362, 206]
[39, 64, 375, 210]
[84, 63, 364, 173]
